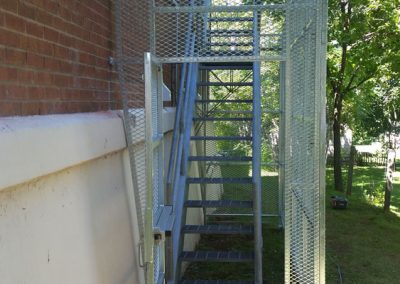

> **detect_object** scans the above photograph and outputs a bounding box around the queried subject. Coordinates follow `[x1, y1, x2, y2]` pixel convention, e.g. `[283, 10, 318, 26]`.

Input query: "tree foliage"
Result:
[327, 0, 400, 191]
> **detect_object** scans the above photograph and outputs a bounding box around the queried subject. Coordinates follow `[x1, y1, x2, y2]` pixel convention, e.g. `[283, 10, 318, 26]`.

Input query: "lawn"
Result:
[183, 165, 400, 283]
[326, 166, 400, 284]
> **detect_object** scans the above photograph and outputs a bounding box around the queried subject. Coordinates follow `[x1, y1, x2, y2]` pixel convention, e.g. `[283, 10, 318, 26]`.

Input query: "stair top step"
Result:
[209, 30, 253, 36]
[195, 99, 253, 103]
[212, 110, 253, 114]
[199, 62, 253, 70]
[182, 224, 253, 235]
[187, 177, 253, 184]
[208, 17, 254, 22]
[191, 136, 252, 141]
[193, 117, 253, 121]
[208, 34, 252, 38]
[197, 82, 253, 87]
[199, 65, 253, 71]
[180, 281, 254, 284]
[209, 42, 253, 47]
[204, 51, 254, 57]
[185, 200, 253, 208]
[201, 62, 253, 66]
[188, 156, 252, 162]
[180, 251, 254, 262]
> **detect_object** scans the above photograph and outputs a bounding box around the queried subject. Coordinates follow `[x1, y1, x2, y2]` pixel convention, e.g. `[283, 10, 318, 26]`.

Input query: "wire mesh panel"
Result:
[261, 62, 282, 219]
[283, 0, 326, 283]
[115, 0, 151, 229]
[115, 0, 327, 283]
[115, 1, 165, 283]
[152, 1, 286, 62]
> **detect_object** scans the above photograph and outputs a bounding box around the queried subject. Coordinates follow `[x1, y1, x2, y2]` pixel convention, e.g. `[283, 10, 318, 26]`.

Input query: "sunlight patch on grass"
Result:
[326, 166, 400, 283]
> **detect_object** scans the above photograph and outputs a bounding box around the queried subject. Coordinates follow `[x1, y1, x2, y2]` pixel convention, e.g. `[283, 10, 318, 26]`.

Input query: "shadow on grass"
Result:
[183, 164, 284, 282]
[183, 225, 284, 283]
[326, 166, 400, 284]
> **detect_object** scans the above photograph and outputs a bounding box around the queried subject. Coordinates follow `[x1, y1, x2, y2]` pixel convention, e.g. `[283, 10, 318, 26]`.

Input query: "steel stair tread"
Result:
[191, 136, 252, 141]
[200, 62, 253, 66]
[208, 17, 254, 22]
[204, 51, 254, 56]
[188, 156, 252, 162]
[199, 65, 253, 70]
[193, 117, 253, 121]
[195, 99, 253, 103]
[199, 62, 253, 70]
[209, 42, 253, 47]
[197, 82, 253, 87]
[179, 281, 254, 284]
[180, 251, 254, 262]
[182, 224, 253, 234]
[187, 177, 253, 184]
[184, 200, 253, 208]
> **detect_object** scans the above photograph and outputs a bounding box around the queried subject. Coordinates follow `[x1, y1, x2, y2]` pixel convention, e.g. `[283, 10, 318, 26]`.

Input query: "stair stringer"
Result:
[171, 63, 199, 283]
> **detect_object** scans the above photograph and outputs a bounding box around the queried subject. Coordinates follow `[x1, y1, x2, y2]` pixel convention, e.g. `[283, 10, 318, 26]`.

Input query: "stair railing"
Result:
[165, 0, 201, 282]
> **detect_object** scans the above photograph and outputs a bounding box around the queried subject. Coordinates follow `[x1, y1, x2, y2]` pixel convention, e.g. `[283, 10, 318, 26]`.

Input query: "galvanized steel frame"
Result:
[144, 53, 166, 284]
[115, 0, 327, 283]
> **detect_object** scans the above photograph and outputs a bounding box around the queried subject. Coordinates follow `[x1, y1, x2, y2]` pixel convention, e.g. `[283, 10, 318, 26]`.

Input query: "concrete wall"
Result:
[0, 109, 192, 284]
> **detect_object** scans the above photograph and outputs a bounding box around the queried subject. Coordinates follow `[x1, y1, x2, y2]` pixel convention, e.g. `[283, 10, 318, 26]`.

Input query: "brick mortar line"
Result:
[0, 80, 115, 92]
[0, 99, 116, 103]
[0, 57, 114, 81]
[1, 9, 115, 54]
[4, 1, 113, 33]
[0, 28, 113, 66]
[0, 45, 114, 77]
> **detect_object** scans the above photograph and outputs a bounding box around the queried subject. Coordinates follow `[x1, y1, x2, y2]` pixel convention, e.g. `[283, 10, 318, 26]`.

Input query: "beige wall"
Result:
[0, 110, 178, 284]
[0, 108, 205, 283]
[0, 151, 140, 284]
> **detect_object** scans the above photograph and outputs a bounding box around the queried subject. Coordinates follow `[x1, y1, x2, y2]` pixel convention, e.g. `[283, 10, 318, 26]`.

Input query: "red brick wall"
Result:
[0, 0, 116, 116]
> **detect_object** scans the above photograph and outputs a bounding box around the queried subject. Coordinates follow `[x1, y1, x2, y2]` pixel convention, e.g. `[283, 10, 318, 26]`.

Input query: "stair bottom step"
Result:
[182, 224, 253, 235]
[180, 251, 254, 262]
[180, 281, 254, 284]
[185, 200, 253, 208]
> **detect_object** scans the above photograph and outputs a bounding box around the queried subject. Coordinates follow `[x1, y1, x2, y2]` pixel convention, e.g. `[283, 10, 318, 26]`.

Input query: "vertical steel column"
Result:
[278, 61, 286, 229]
[144, 52, 155, 284]
[316, 0, 328, 282]
[252, 2, 263, 283]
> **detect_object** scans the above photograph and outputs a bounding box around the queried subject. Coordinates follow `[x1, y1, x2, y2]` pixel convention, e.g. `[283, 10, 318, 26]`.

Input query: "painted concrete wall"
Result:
[0, 109, 202, 284]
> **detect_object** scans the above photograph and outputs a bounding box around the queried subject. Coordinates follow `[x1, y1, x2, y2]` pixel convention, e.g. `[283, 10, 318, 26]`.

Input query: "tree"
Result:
[350, 71, 400, 211]
[327, 0, 400, 191]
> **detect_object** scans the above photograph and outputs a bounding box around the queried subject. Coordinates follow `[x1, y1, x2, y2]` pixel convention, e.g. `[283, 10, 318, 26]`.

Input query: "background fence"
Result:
[327, 152, 388, 167]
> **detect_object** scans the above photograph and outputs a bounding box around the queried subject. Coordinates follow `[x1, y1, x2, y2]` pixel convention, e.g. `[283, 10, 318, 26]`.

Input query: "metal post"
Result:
[253, 1, 263, 283]
[278, 61, 286, 228]
[144, 52, 155, 284]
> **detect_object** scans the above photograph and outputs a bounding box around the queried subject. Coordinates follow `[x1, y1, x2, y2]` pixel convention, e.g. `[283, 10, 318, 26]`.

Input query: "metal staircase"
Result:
[116, 0, 327, 283]
[164, 4, 264, 282]
[168, 57, 262, 283]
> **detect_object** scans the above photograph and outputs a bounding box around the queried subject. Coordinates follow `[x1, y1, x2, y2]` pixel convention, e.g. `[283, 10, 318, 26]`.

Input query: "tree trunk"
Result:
[333, 91, 344, 192]
[384, 149, 396, 212]
[346, 145, 356, 196]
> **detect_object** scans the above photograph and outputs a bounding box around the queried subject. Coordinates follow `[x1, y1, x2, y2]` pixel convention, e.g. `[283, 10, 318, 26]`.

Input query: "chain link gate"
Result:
[115, 0, 327, 283]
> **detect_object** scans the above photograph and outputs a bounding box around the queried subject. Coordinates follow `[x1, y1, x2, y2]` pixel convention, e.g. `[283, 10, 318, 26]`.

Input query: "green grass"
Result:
[184, 164, 284, 282]
[183, 225, 284, 283]
[184, 165, 400, 283]
[326, 166, 400, 284]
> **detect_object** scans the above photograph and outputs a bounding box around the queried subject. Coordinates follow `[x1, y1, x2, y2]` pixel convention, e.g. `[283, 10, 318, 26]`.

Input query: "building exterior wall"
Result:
[0, 1, 176, 117]
[0, 111, 142, 283]
[0, 109, 191, 283]
[0, 0, 116, 116]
